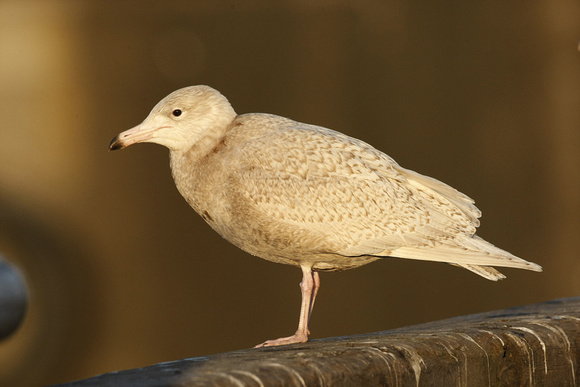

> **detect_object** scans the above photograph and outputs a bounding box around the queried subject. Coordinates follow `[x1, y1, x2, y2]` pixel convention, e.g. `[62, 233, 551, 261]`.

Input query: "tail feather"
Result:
[388, 234, 542, 276]
[450, 263, 506, 281]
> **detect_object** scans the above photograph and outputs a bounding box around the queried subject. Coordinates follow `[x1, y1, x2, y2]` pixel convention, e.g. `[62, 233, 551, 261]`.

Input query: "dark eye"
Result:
[172, 109, 182, 117]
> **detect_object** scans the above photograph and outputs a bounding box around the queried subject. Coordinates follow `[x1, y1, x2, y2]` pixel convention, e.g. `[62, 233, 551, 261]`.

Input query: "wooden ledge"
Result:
[55, 297, 580, 386]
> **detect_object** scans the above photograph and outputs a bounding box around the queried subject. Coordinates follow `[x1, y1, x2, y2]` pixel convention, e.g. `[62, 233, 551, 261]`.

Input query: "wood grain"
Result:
[55, 297, 580, 386]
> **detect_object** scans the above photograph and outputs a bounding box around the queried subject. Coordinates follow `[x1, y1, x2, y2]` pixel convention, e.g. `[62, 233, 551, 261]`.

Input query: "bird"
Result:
[109, 85, 542, 348]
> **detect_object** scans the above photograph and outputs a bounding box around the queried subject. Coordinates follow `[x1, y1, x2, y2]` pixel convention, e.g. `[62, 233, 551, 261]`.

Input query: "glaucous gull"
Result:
[109, 85, 542, 347]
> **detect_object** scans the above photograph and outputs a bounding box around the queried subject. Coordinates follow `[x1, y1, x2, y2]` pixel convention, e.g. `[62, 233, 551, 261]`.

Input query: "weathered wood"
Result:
[55, 297, 580, 386]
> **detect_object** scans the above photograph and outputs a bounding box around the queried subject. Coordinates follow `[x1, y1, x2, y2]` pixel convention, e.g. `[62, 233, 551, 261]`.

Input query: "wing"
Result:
[229, 118, 541, 275]
[231, 121, 477, 251]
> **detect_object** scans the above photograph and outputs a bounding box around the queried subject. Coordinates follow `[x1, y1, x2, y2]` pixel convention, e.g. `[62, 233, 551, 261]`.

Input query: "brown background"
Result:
[0, 1, 579, 385]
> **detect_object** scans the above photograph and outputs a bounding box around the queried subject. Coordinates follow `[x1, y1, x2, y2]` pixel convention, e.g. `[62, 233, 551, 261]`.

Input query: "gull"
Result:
[109, 85, 542, 347]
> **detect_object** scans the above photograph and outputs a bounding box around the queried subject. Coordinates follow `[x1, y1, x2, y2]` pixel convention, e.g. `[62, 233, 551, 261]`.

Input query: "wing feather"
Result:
[230, 118, 541, 277]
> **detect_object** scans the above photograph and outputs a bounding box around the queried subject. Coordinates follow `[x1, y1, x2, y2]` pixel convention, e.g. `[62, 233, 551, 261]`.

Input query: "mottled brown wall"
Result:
[0, 1, 578, 385]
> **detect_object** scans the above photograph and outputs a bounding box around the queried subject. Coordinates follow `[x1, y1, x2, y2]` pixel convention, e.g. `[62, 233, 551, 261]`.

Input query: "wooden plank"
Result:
[55, 297, 580, 386]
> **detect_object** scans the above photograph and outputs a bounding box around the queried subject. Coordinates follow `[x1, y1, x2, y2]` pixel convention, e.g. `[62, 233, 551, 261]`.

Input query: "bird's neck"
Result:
[168, 121, 231, 213]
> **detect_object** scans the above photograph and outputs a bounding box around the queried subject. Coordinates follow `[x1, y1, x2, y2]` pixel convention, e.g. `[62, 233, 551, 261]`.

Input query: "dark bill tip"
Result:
[109, 135, 124, 151]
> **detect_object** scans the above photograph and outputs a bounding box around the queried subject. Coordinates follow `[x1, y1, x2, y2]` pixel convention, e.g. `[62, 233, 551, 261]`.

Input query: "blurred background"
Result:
[0, 1, 579, 385]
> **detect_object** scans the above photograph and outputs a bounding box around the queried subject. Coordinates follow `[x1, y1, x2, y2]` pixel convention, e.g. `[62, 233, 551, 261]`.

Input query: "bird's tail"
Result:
[389, 235, 542, 280]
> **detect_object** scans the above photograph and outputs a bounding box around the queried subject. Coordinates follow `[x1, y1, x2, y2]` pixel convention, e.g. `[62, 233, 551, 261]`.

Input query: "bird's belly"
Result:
[240, 250, 380, 272]
[186, 175, 379, 272]
[199, 208, 379, 271]
[310, 255, 381, 271]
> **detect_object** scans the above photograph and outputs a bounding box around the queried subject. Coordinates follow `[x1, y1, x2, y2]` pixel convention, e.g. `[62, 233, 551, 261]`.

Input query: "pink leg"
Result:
[307, 271, 320, 333]
[255, 266, 320, 347]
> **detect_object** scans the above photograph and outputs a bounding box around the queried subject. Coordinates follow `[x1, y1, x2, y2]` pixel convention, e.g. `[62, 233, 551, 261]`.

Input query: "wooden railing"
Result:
[55, 297, 580, 386]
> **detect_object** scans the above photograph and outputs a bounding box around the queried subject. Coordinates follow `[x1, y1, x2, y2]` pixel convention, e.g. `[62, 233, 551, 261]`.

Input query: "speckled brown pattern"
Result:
[110, 85, 541, 346]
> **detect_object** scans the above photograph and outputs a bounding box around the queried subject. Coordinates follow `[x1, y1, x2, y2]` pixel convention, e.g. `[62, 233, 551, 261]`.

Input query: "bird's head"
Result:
[109, 85, 237, 152]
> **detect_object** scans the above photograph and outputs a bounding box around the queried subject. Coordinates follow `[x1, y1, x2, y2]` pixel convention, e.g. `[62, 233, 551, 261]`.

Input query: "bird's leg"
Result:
[255, 265, 320, 347]
[307, 270, 320, 333]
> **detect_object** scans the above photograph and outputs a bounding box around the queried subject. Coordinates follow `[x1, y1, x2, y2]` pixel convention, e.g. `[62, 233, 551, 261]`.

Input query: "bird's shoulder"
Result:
[223, 113, 402, 181]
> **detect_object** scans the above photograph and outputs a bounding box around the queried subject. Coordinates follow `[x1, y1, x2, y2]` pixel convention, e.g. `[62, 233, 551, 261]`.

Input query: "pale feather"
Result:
[118, 86, 542, 280]
[227, 115, 541, 278]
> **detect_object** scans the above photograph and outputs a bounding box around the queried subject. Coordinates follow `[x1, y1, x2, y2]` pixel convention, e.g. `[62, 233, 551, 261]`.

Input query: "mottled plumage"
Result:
[110, 85, 541, 347]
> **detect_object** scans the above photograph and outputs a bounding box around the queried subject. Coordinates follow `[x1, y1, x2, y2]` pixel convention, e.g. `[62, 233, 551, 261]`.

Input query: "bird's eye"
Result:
[172, 109, 182, 117]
